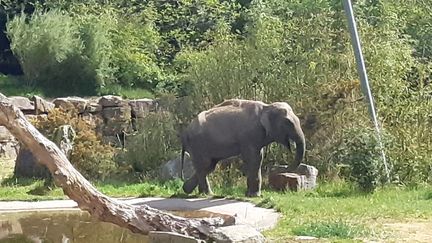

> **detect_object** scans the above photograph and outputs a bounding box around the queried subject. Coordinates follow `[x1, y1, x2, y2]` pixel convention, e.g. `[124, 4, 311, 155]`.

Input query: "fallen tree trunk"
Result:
[0, 95, 223, 240]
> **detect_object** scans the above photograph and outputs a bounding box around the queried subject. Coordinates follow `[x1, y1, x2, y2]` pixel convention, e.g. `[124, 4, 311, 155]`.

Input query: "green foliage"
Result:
[333, 127, 389, 192]
[121, 111, 179, 174]
[6, 8, 115, 95]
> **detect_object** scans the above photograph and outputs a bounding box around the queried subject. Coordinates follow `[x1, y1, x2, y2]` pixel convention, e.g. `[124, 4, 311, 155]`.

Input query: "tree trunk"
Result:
[0, 95, 225, 240]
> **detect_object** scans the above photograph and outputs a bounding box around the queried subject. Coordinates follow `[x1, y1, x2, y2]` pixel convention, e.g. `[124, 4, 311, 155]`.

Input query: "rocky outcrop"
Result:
[0, 94, 159, 178]
[9, 96, 34, 113]
[32, 95, 54, 114]
[53, 97, 87, 113]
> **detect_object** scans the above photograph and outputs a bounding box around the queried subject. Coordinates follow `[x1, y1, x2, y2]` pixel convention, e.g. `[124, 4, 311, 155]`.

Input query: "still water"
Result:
[0, 210, 148, 243]
[0, 210, 231, 243]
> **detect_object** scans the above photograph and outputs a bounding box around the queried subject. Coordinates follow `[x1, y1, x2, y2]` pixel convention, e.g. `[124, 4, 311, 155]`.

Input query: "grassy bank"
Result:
[1, 178, 432, 242]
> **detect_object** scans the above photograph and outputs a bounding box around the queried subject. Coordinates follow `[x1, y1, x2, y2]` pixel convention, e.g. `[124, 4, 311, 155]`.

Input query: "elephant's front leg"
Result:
[242, 148, 263, 197]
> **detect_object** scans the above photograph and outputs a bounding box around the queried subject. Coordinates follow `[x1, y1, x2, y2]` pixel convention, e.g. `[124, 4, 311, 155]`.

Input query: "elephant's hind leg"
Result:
[197, 159, 218, 195]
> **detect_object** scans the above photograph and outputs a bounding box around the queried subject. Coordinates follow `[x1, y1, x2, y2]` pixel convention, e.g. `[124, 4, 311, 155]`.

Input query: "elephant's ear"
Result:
[260, 106, 274, 137]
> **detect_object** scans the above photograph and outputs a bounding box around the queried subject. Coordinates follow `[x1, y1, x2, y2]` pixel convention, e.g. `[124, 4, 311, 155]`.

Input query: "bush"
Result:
[32, 108, 117, 180]
[121, 111, 179, 175]
[333, 127, 390, 192]
[7, 9, 115, 96]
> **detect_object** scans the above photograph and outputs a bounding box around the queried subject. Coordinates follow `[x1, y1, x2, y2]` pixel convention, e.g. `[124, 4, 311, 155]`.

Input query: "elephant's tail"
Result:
[180, 147, 185, 181]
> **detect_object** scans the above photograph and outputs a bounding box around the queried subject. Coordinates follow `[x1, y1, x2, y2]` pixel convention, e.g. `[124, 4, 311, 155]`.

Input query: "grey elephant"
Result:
[180, 99, 306, 197]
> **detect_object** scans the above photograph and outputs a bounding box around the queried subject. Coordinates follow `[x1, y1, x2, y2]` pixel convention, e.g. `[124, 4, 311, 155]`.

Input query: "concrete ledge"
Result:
[0, 197, 279, 231]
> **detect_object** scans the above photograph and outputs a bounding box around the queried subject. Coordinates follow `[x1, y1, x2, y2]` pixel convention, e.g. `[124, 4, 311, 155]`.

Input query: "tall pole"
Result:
[343, 0, 390, 181]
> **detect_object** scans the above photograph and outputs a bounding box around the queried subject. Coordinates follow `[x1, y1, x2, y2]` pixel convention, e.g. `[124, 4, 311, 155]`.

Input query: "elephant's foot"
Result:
[245, 190, 261, 197]
[198, 185, 213, 195]
[182, 176, 198, 194]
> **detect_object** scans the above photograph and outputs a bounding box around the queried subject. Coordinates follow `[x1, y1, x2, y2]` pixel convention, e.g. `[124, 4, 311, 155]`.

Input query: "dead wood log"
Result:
[0, 95, 224, 240]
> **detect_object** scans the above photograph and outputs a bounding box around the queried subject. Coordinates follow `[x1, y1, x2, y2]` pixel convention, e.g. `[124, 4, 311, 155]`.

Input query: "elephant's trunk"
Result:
[293, 128, 306, 167]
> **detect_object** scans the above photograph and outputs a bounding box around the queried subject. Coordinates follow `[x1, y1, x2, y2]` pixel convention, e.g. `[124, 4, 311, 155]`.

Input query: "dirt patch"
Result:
[381, 221, 432, 243]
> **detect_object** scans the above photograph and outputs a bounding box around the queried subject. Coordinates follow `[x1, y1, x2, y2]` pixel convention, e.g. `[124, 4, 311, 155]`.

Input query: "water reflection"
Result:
[0, 211, 148, 243]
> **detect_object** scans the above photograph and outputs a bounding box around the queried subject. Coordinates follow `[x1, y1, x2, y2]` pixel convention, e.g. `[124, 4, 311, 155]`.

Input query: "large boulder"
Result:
[14, 125, 76, 179]
[101, 105, 132, 136]
[268, 163, 318, 191]
[159, 153, 195, 181]
[101, 106, 131, 121]
[14, 146, 50, 178]
[53, 97, 88, 113]
[268, 172, 304, 191]
[98, 95, 125, 107]
[128, 98, 157, 118]
[210, 224, 266, 243]
[32, 95, 54, 114]
[52, 125, 76, 158]
[9, 96, 34, 112]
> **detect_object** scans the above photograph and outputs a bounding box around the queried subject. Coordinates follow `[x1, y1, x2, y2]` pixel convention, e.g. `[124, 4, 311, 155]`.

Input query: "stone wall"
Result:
[0, 95, 158, 160]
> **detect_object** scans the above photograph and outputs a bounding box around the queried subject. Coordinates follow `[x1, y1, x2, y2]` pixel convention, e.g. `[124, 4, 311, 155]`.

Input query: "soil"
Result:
[380, 221, 432, 243]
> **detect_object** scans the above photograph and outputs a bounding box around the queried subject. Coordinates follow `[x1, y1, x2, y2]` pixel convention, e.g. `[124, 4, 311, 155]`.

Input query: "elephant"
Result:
[180, 99, 306, 197]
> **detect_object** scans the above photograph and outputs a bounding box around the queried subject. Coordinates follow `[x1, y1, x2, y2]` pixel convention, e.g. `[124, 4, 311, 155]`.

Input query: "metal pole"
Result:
[343, 0, 390, 181]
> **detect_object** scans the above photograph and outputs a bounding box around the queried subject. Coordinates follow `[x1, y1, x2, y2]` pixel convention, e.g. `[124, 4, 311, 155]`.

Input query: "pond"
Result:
[0, 210, 231, 243]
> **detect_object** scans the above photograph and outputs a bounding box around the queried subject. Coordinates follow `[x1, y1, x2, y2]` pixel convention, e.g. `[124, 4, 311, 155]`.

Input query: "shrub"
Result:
[121, 111, 179, 175]
[7, 9, 114, 96]
[333, 127, 390, 192]
[32, 108, 117, 180]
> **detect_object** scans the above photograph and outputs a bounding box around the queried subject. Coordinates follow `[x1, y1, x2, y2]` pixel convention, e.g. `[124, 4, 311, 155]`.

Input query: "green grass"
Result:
[100, 84, 155, 99]
[1, 177, 432, 241]
[292, 221, 367, 239]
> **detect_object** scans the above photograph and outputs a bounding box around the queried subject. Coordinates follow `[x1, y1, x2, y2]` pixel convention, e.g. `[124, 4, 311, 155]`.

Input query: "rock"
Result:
[101, 106, 131, 121]
[0, 140, 19, 159]
[210, 224, 266, 243]
[102, 120, 132, 136]
[86, 101, 102, 113]
[268, 172, 304, 191]
[0, 126, 14, 142]
[32, 95, 54, 114]
[101, 105, 132, 136]
[160, 153, 195, 181]
[0, 92, 6, 100]
[52, 125, 76, 158]
[98, 95, 125, 107]
[53, 97, 87, 113]
[9, 96, 34, 112]
[14, 146, 50, 178]
[148, 231, 203, 243]
[269, 163, 318, 190]
[129, 98, 157, 118]
[295, 164, 318, 189]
